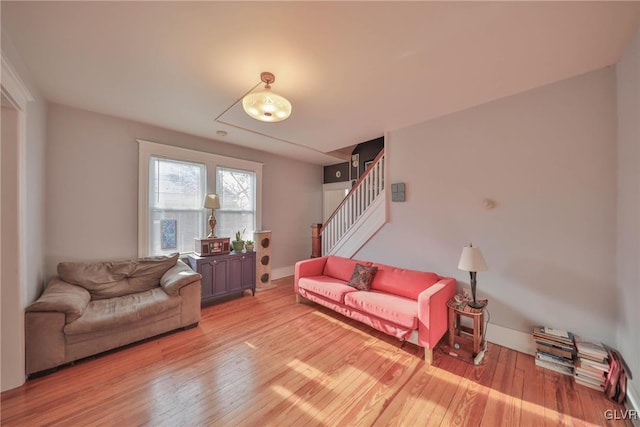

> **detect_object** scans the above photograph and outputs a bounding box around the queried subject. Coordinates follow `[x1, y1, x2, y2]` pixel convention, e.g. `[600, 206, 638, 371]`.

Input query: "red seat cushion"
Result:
[298, 276, 356, 303]
[344, 291, 418, 330]
[370, 263, 439, 300]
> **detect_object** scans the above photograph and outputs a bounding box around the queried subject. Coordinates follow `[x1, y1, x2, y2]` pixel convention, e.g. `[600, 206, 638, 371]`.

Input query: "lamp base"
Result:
[208, 213, 217, 239]
[468, 300, 485, 309]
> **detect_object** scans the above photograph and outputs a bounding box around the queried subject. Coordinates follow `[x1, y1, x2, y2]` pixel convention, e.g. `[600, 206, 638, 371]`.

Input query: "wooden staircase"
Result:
[311, 149, 387, 258]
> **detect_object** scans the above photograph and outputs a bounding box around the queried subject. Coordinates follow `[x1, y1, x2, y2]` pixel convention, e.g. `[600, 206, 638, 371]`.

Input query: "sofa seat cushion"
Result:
[298, 276, 357, 303]
[64, 288, 181, 335]
[344, 291, 418, 330]
[370, 263, 440, 300]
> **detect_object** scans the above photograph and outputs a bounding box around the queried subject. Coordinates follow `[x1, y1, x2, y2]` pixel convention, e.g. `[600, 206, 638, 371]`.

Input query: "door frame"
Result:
[1, 52, 33, 391]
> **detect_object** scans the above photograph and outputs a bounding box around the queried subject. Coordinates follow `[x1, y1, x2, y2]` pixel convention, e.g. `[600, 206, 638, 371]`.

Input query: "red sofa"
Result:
[294, 255, 456, 363]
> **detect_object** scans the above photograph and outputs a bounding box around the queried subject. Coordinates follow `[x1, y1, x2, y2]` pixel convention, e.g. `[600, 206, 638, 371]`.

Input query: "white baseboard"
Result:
[485, 323, 536, 356]
[272, 265, 294, 280]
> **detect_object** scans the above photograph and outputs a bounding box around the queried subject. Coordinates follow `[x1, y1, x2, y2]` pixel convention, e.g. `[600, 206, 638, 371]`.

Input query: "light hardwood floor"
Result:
[1, 276, 631, 426]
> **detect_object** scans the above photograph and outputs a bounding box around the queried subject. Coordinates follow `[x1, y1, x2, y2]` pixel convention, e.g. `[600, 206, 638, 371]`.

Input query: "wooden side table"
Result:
[447, 296, 487, 363]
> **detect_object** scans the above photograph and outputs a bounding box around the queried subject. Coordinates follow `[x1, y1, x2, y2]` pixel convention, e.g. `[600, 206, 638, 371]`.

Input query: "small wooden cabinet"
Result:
[187, 252, 256, 306]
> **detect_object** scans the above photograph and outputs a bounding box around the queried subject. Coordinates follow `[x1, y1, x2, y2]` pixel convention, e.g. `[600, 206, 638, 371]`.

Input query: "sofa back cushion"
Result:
[370, 263, 440, 300]
[323, 256, 371, 282]
[58, 253, 179, 300]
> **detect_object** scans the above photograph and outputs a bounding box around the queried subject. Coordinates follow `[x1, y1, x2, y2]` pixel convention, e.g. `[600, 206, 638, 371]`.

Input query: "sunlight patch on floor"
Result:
[271, 384, 323, 422]
[286, 358, 327, 380]
[424, 365, 604, 426]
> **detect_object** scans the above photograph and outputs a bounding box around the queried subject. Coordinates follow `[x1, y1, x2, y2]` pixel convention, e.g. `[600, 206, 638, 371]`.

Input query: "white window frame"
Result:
[138, 139, 263, 257]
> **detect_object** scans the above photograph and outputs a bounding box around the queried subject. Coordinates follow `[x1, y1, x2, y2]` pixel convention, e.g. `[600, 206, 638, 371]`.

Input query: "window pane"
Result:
[216, 212, 256, 241]
[149, 210, 203, 256]
[150, 157, 205, 209]
[216, 167, 256, 240]
[149, 157, 206, 255]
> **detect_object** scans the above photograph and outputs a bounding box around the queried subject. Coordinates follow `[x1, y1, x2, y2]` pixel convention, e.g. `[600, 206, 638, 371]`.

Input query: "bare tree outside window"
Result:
[216, 167, 256, 240]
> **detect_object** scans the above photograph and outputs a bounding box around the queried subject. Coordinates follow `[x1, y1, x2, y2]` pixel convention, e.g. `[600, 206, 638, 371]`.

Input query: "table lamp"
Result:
[203, 194, 220, 238]
[457, 244, 488, 309]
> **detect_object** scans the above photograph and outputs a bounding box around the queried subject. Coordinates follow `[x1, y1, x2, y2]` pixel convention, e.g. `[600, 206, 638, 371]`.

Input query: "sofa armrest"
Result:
[417, 277, 457, 349]
[26, 312, 67, 375]
[294, 256, 328, 294]
[161, 259, 202, 296]
[26, 279, 91, 323]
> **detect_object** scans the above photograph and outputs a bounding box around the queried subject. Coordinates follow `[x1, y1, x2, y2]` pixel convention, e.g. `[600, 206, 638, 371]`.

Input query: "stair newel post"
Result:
[311, 223, 323, 258]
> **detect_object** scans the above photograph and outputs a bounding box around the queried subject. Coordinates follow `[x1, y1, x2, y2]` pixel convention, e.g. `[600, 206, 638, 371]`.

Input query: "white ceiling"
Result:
[2, 1, 639, 165]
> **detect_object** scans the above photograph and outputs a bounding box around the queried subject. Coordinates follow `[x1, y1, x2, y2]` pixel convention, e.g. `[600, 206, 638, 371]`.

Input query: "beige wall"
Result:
[45, 104, 323, 280]
[616, 28, 640, 411]
[357, 68, 619, 343]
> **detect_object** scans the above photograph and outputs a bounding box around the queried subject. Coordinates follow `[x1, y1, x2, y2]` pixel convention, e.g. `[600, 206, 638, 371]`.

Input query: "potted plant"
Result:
[244, 240, 254, 252]
[232, 229, 245, 252]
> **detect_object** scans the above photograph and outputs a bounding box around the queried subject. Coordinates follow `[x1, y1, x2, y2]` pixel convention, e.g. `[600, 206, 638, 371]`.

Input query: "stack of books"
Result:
[533, 326, 576, 376]
[573, 335, 609, 391]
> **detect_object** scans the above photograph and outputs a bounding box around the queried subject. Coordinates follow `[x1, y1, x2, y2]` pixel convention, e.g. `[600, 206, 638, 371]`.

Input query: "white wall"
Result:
[23, 94, 47, 306]
[616, 28, 640, 412]
[357, 68, 619, 344]
[45, 104, 322, 279]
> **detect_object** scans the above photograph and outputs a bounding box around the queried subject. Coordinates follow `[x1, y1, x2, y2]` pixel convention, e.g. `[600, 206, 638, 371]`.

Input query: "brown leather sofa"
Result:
[25, 254, 201, 376]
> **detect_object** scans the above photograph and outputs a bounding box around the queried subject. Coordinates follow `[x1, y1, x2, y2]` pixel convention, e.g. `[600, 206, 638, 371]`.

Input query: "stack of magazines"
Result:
[533, 326, 576, 376]
[573, 335, 609, 391]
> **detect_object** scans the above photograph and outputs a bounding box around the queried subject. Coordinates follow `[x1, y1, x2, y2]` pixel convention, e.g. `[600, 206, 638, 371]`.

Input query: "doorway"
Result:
[323, 181, 351, 223]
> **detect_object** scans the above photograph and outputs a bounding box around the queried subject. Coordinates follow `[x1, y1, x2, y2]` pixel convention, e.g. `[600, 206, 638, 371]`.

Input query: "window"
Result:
[148, 156, 206, 255]
[138, 140, 263, 257]
[216, 167, 257, 240]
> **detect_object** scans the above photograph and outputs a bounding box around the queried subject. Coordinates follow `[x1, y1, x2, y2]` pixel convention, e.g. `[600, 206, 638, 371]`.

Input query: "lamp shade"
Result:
[242, 89, 292, 122]
[203, 194, 220, 210]
[458, 245, 488, 272]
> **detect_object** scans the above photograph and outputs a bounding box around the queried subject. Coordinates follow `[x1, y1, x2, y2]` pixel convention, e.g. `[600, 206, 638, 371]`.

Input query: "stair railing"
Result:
[311, 149, 385, 257]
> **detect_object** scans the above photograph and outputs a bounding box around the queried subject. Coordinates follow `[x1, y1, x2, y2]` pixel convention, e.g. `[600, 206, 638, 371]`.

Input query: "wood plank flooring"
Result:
[1, 276, 632, 426]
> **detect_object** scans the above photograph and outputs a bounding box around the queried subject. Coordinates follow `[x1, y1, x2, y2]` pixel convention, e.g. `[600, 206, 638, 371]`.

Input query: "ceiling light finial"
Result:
[242, 71, 292, 123]
[261, 71, 274, 89]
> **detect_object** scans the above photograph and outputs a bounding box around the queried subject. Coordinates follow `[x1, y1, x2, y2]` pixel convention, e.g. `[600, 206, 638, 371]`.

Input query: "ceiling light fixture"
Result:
[242, 72, 292, 122]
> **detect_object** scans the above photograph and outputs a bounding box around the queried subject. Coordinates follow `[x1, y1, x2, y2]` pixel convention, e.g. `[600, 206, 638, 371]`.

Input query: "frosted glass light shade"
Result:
[458, 245, 488, 272]
[203, 194, 220, 209]
[242, 89, 292, 122]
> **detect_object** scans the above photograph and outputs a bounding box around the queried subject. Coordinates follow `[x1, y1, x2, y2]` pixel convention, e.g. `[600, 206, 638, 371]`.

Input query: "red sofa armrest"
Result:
[294, 257, 328, 294]
[417, 277, 457, 349]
